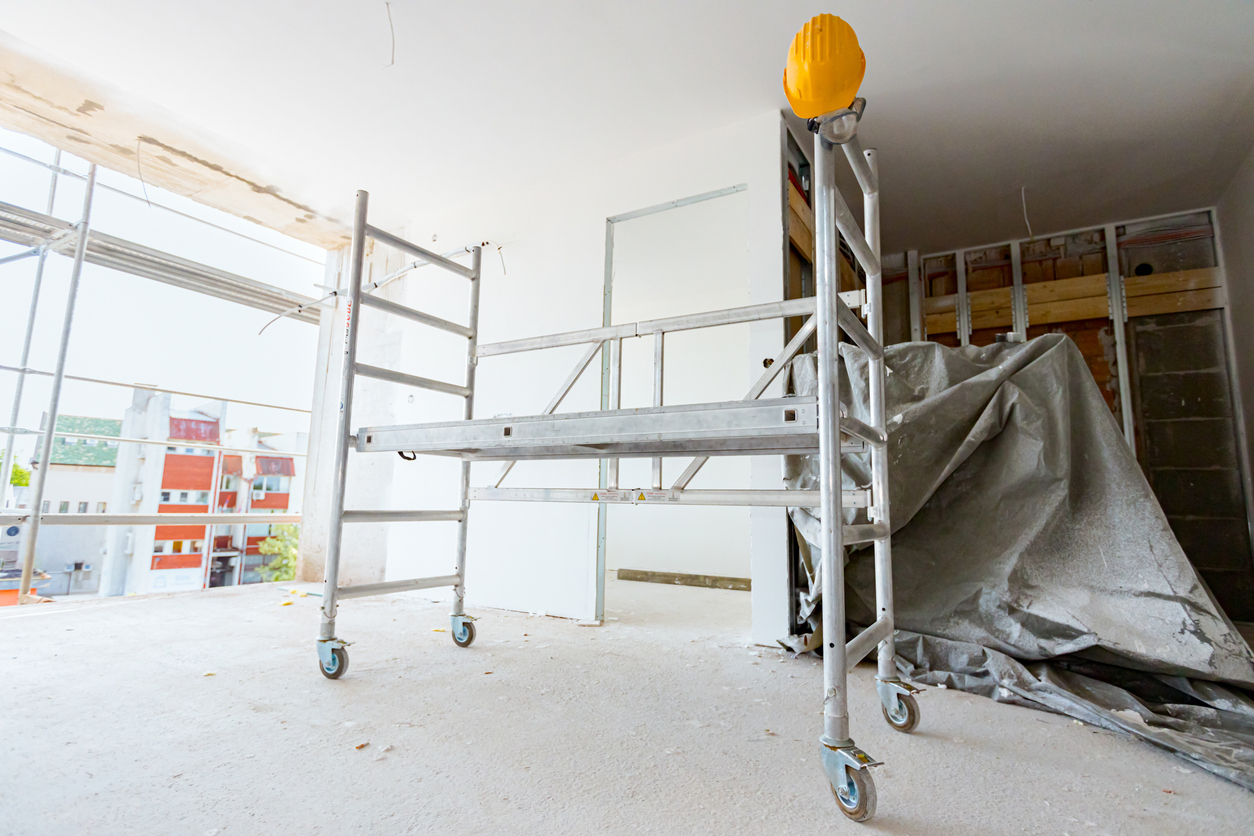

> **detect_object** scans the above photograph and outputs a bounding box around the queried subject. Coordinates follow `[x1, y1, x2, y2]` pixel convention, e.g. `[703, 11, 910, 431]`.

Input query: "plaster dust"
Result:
[5, 579, 1253, 836]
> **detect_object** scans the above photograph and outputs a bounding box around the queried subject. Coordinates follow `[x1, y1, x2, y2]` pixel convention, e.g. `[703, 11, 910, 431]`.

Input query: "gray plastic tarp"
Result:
[782, 334, 1254, 788]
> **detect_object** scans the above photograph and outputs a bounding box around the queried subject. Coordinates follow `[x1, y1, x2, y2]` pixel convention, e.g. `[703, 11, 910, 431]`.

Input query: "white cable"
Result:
[1021, 186, 1033, 241]
[257, 245, 481, 335]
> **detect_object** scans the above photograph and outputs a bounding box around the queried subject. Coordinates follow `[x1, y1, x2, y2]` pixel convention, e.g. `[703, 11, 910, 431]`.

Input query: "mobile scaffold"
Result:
[315, 14, 919, 822]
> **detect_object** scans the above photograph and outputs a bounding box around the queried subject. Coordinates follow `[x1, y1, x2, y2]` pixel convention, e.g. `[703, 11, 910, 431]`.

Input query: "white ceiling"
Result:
[3, 1, 1254, 253]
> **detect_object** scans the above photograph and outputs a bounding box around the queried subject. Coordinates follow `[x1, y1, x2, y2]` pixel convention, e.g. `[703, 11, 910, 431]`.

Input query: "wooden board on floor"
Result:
[617, 568, 751, 591]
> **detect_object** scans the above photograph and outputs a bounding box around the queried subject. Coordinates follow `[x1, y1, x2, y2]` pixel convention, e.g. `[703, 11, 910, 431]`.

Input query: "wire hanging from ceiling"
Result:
[1021, 185, 1033, 241]
[135, 139, 152, 208]
[384, 2, 396, 68]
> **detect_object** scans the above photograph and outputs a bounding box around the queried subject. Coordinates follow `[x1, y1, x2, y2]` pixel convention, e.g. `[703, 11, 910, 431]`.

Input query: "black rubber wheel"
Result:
[453, 621, 476, 648]
[830, 764, 877, 822]
[319, 647, 349, 680]
[881, 692, 920, 733]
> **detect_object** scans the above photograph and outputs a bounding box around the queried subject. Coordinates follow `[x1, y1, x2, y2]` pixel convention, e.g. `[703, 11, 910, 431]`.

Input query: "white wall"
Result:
[398, 111, 789, 630]
[305, 111, 790, 636]
[606, 190, 752, 579]
[1218, 144, 1254, 513]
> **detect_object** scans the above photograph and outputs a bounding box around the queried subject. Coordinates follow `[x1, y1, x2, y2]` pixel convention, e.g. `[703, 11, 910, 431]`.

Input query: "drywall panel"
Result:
[350, 111, 786, 629]
[1217, 144, 1254, 541]
[606, 189, 751, 579]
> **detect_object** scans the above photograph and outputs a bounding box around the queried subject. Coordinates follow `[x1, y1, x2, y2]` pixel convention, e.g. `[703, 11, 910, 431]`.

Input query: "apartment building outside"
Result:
[20, 415, 122, 595]
[96, 390, 303, 596]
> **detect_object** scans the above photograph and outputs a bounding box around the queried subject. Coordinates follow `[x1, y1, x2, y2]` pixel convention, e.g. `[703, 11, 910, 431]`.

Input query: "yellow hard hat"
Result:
[783, 14, 865, 119]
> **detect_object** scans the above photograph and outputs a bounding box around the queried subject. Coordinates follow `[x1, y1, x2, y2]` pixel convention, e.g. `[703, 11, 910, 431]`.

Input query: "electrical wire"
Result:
[256, 244, 481, 335]
[384, 2, 396, 67]
[135, 139, 152, 208]
[1021, 185, 1033, 241]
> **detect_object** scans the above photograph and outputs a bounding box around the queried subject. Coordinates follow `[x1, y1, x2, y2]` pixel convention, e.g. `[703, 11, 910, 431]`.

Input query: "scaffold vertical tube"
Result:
[18, 164, 95, 604]
[320, 190, 369, 639]
[452, 246, 483, 616]
[0, 151, 59, 506]
[814, 132, 849, 743]
[864, 149, 896, 682]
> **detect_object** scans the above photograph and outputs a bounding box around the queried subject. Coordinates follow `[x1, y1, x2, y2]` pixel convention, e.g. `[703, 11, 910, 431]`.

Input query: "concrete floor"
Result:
[6, 578, 1254, 835]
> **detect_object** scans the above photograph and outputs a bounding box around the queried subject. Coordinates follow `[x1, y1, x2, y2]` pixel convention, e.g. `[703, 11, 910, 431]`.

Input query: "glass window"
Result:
[220, 474, 235, 491]
[265, 475, 281, 492]
[96, 501, 107, 513]
[106, 440, 118, 448]
[160, 491, 171, 502]
[58, 501, 69, 513]
[153, 542, 165, 554]
[196, 491, 210, 504]
[84, 438, 98, 446]
[167, 446, 176, 452]
[41, 500, 49, 513]
[172, 541, 184, 553]
[77, 501, 88, 513]
[184, 448, 195, 454]
[190, 540, 203, 553]
[179, 491, 189, 503]
[253, 476, 265, 491]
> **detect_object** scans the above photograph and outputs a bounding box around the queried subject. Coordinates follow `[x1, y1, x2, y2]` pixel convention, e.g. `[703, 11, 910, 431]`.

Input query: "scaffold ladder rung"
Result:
[354, 363, 471, 398]
[358, 292, 473, 338]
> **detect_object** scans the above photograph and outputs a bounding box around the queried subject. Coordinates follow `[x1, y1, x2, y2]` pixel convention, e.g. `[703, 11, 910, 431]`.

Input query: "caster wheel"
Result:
[830, 764, 877, 822]
[319, 647, 349, 680]
[453, 620, 476, 648]
[882, 692, 920, 733]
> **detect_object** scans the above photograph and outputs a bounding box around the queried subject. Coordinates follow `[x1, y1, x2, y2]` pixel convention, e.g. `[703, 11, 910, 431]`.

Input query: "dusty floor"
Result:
[6, 578, 1254, 835]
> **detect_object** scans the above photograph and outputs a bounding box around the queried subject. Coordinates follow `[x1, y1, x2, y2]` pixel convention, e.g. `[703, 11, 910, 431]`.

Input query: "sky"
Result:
[0, 126, 326, 471]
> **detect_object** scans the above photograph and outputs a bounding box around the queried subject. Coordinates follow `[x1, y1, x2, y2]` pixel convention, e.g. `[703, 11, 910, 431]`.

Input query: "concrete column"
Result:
[297, 244, 396, 586]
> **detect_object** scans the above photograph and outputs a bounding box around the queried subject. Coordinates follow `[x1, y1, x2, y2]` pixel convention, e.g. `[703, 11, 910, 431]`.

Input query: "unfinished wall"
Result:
[306, 112, 788, 633]
[1218, 145, 1254, 505]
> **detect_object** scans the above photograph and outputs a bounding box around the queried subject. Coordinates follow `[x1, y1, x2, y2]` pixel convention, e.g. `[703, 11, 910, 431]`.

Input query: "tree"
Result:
[258, 524, 299, 582]
[2, 451, 30, 486]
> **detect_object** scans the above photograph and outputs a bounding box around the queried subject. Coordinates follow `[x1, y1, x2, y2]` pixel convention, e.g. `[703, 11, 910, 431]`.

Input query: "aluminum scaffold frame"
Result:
[318, 101, 918, 822]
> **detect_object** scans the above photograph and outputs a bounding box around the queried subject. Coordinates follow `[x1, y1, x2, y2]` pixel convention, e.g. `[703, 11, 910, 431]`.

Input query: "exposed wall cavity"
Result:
[0, 31, 347, 249]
